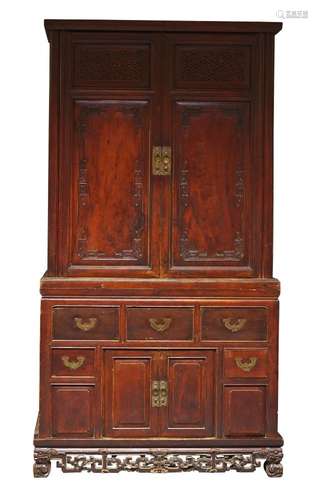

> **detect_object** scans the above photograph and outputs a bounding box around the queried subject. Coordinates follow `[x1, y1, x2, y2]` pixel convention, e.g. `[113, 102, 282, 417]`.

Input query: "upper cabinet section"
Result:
[45, 21, 281, 278]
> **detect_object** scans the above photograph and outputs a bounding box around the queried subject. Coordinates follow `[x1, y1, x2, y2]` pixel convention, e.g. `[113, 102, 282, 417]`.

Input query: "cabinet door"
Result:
[161, 351, 215, 437]
[51, 385, 96, 437]
[223, 386, 267, 437]
[58, 33, 161, 277]
[162, 34, 262, 277]
[104, 350, 159, 437]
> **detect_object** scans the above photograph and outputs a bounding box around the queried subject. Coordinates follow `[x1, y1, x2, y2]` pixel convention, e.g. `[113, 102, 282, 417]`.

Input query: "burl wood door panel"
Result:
[170, 101, 251, 275]
[223, 386, 267, 437]
[71, 100, 153, 271]
[161, 351, 215, 437]
[104, 351, 158, 437]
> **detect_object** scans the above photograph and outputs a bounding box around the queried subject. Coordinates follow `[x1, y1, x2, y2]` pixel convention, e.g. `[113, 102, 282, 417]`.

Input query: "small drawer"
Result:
[53, 306, 119, 340]
[51, 348, 95, 377]
[224, 349, 268, 379]
[126, 307, 194, 341]
[201, 307, 267, 341]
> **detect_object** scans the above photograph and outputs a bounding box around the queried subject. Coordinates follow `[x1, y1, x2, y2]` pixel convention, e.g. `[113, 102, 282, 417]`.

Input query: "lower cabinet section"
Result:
[51, 385, 96, 437]
[104, 350, 215, 438]
[223, 385, 267, 437]
[46, 349, 272, 442]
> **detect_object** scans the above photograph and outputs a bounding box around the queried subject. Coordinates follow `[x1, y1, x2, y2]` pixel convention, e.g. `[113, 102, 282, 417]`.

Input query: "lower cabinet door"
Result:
[51, 385, 96, 438]
[161, 351, 215, 437]
[223, 385, 267, 437]
[104, 350, 159, 437]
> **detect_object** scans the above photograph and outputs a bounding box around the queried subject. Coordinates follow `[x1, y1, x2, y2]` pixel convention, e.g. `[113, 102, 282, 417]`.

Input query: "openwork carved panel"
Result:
[34, 448, 283, 477]
[175, 45, 251, 89]
[73, 101, 149, 265]
[73, 45, 150, 88]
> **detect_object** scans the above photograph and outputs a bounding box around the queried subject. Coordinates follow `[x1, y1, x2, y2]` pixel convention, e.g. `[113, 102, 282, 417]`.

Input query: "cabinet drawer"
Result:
[126, 307, 194, 341]
[224, 349, 268, 379]
[53, 306, 119, 340]
[51, 348, 95, 377]
[201, 307, 267, 341]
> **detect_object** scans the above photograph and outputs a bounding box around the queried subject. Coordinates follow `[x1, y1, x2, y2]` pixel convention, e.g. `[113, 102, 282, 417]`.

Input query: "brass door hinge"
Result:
[151, 380, 168, 407]
[152, 146, 171, 175]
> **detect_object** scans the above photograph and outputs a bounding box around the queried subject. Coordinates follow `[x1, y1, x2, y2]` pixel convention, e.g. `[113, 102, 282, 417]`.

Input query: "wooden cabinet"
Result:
[34, 20, 283, 478]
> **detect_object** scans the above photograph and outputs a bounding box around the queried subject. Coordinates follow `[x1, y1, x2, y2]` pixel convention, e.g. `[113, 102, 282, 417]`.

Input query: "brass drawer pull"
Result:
[74, 317, 97, 332]
[61, 355, 85, 370]
[222, 318, 247, 332]
[149, 318, 172, 333]
[235, 357, 257, 372]
[151, 380, 168, 407]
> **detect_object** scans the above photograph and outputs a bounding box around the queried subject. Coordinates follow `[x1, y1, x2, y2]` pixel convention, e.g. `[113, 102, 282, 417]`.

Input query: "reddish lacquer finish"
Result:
[34, 20, 283, 476]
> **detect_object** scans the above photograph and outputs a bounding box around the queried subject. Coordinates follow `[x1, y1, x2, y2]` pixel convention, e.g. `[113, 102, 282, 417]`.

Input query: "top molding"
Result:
[44, 19, 283, 40]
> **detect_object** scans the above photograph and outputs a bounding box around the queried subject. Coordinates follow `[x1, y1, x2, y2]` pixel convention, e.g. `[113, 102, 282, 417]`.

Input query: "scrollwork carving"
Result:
[33, 448, 283, 477]
[263, 449, 283, 477]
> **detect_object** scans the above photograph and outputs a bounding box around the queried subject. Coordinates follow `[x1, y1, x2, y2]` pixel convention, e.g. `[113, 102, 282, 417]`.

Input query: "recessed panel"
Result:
[175, 44, 251, 89]
[171, 101, 250, 271]
[51, 385, 95, 437]
[223, 386, 266, 437]
[72, 100, 151, 267]
[73, 44, 150, 88]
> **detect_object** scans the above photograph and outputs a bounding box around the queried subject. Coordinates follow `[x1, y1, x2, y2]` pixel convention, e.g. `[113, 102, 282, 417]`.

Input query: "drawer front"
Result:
[126, 307, 194, 341]
[224, 349, 268, 379]
[201, 307, 267, 341]
[51, 348, 95, 377]
[53, 306, 119, 340]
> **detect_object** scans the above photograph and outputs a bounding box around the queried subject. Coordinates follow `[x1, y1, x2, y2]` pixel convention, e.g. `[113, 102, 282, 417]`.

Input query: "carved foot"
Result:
[33, 451, 51, 478]
[264, 449, 283, 477]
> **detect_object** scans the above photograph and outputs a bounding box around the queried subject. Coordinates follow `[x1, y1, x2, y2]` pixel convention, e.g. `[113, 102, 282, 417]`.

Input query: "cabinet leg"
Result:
[33, 450, 51, 478]
[264, 449, 283, 477]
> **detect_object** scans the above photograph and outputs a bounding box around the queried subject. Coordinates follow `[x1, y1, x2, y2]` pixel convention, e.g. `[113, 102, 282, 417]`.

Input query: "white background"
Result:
[0, 0, 317, 496]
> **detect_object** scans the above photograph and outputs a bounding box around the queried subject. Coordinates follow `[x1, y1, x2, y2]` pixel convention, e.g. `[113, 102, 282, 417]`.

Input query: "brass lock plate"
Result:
[151, 380, 168, 407]
[152, 146, 171, 175]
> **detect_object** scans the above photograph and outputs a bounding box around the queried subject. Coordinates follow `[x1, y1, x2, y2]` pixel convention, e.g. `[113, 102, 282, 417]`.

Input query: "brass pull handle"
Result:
[152, 146, 171, 175]
[222, 318, 247, 333]
[149, 318, 172, 333]
[74, 317, 97, 332]
[61, 355, 85, 370]
[151, 380, 168, 407]
[235, 357, 258, 372]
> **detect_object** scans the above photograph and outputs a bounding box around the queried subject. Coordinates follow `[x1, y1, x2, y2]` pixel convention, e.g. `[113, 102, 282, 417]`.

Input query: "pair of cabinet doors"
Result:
[104, 350, 215, 438]
[57, 31, 264, 278]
